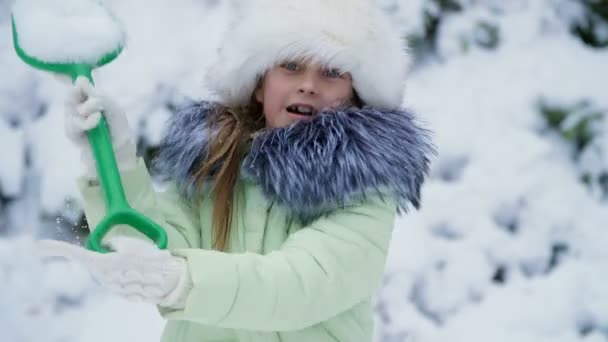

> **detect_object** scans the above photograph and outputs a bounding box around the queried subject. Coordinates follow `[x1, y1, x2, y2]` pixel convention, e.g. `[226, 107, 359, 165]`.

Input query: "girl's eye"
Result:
[323, 68, 342, 78]
[282, 62, 300, 71]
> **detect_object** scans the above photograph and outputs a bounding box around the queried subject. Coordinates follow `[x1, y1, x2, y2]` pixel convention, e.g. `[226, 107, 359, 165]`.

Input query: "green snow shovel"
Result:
[11, 0, 167, 253]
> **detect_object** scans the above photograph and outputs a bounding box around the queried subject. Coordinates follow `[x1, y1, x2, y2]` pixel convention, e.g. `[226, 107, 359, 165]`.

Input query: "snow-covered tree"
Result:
[0, 1, 606, 341]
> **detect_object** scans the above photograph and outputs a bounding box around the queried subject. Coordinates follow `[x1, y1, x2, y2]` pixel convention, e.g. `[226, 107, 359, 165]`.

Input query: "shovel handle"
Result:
[77, 73, 168, 253]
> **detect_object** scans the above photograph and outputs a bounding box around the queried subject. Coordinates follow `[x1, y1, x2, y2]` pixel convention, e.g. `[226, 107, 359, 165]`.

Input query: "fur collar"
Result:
[153, 101, 435, 223]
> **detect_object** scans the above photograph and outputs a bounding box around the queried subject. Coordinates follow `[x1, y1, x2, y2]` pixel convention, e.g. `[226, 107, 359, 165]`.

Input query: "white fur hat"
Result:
[206, 0, 411, 109]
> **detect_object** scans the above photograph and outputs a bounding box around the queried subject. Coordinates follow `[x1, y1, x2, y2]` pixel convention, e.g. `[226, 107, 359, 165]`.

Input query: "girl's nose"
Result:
[298, 72, 319, 95]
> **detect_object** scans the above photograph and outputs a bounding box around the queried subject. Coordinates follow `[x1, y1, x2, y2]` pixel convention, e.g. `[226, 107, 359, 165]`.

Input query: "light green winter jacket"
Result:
[78, 102, 434, 342]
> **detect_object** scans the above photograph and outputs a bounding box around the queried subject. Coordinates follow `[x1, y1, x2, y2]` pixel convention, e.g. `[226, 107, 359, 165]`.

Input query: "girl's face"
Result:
[255, 60, 354, 128]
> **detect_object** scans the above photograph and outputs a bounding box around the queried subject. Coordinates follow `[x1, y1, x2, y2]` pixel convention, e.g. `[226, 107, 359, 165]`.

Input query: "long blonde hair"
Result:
[192, 98, 265, 251]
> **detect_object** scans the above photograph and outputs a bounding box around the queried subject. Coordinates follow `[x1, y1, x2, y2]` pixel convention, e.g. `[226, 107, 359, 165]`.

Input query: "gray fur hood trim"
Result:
[153, 101, 435, 223]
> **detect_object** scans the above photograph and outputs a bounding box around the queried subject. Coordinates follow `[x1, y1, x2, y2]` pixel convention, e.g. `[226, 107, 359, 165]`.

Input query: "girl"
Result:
[43, 0, 435, 341]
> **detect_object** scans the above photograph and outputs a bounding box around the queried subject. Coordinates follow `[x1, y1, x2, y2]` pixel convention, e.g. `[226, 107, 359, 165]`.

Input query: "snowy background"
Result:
[1, 0, 607, 341]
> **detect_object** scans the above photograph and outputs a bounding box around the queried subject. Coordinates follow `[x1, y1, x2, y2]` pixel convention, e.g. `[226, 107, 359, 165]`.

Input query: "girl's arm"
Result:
[77, 157, 201, 249]
[160, 195, 396, 332]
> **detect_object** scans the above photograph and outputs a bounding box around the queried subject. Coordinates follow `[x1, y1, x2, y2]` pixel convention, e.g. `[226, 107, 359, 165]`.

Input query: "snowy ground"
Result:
[1, 0, 607, 341]
[0, 236, 164, 341]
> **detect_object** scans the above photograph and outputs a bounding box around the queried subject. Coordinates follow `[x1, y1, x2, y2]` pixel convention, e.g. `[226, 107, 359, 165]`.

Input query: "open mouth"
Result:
[286, 104, 317, 117]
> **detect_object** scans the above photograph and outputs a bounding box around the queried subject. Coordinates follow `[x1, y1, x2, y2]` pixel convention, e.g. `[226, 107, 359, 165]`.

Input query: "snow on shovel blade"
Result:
[11, 0, 126, 75]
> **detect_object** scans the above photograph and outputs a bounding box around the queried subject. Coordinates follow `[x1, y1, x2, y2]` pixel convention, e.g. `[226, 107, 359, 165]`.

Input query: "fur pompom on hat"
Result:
[206, 0, 412, 109]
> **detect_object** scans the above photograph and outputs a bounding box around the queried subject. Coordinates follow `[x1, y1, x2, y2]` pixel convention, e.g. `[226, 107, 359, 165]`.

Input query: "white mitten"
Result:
[63, 76, 137, 180]
[37, 237, 192, 309]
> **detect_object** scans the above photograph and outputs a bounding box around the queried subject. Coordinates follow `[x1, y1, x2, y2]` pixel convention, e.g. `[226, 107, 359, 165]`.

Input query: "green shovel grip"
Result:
[74, 74, 167, 253]
[84, 117, 168, 253]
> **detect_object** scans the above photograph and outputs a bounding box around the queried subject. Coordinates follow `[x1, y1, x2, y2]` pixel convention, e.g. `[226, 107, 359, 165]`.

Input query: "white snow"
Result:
[0, 235, 164, 342]
[0, 118, 24, 196]
[1, 0, 608, 341]
[11, 0, 125, 64]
